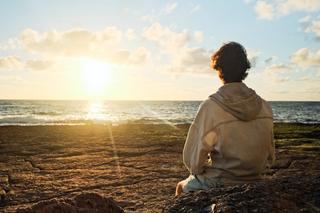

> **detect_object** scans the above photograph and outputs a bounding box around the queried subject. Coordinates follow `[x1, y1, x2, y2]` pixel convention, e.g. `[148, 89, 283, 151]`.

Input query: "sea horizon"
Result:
[1, 100, 319, 126]
[1, 99, 320, 102]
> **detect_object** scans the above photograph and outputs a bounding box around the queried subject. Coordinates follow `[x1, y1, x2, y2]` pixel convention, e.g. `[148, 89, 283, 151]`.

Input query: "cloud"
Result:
[108, 47, 150, 65]
[299, 16, 320, 39]
[112, 47, 149, 65]
[21, 27, 122, 57]
[143, 22, 190, 51]
[291, 47, 320, 68]
[247, 49, 260, 67]
[264, 63, 291, 82]
[254, 0, 320, 20]
[265, 56, 278, 64]
[129, 47, 150, 64]
[164, 2, 178, 14]
[140, 15, 156, 23]
[299, 75, 312, 81]
[265, 63, 291, 72]
[194, 31, 204, 43]
[0, 56, 53, 71]
[0, 56, 23, 70]
[25, 59, 53, 70]
[166, 48, 210, 73]
[0, 38, 21, 50]
[278, 0, 320, 15]
[19, 27, 151, 66]
[3, 24, 206, 74]
[255, 1, 274, 20]
[190, 5, 201, 14]
[126, 28, 136, 40]
[179, 48, 209, 66]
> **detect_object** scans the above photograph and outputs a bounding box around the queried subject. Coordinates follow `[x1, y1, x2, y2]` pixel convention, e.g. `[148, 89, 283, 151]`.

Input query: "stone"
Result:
[163, 175, 320, 213]
[0, 187, 6, 206]
[16, 192, 124, 213]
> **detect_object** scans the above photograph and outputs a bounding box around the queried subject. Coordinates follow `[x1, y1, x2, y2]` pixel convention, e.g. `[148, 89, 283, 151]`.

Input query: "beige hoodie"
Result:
[183, 82, 275, 184]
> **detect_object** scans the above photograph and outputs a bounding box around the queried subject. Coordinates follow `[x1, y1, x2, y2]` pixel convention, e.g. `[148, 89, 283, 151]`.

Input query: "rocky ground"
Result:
[0, 123, 319, 212]
[164, 149, 320, 213]
[164, 175, 320, 213]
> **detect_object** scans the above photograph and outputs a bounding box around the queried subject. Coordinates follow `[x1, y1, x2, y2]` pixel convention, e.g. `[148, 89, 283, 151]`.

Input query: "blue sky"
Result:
[0, 0, 319, 100]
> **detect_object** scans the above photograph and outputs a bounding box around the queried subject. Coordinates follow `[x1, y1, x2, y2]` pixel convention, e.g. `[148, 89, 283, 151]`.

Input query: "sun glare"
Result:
[87, 101, 105, 120]
[82, 59, 112, 97]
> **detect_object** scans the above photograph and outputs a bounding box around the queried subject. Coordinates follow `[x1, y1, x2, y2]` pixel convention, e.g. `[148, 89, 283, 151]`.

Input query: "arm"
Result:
[183, 102, 217, 175]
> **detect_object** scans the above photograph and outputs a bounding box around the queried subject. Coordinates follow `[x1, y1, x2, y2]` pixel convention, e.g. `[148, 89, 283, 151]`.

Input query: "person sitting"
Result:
[176, 42, 275, 196]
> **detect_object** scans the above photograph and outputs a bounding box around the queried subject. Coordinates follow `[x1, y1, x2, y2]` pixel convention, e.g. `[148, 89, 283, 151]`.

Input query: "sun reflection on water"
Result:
[87, 101, 105, 121]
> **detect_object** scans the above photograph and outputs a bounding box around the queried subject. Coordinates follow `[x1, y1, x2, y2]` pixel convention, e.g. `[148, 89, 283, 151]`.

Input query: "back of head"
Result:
[211, 42, 251, 83]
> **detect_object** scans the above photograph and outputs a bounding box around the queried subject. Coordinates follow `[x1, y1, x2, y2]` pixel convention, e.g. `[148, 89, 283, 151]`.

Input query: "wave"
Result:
[0, 100, 319, 126]
[1, 116, 319, 126]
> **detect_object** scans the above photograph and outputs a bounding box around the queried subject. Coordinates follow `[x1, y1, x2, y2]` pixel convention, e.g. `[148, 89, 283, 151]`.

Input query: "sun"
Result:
[82, 59, 112, 97]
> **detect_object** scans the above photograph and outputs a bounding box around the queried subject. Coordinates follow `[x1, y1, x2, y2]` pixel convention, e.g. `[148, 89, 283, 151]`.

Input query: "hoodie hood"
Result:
[209, 82, 262, 121]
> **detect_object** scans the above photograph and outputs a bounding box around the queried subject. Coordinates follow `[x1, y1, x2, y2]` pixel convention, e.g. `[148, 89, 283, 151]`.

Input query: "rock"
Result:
[0, 187, 6, 206]
[16, 192, 124, 213]
[16, 199, 77, 213]
[163, 175, 320, 213]
[117, 200, 136, 208]
[271, 159, 292, 169]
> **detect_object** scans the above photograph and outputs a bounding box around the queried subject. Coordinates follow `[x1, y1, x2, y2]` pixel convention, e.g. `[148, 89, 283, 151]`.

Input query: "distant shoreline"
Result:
[0, 99, 320, 102]
[0, 122, 319, 127]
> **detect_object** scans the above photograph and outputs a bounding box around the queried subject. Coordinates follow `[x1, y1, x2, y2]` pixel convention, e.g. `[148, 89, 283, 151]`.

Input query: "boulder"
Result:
[163, 175, 320, 213]
[16, 192, 124, 213]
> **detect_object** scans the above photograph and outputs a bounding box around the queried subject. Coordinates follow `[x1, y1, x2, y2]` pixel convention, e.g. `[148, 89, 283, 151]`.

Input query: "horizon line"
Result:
[0, 98, 320, 102]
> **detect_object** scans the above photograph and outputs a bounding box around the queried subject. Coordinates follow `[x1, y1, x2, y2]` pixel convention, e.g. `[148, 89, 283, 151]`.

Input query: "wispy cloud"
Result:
[126, 28, 136, 41]
[0, 38, 21, 50]
[164, 2, 178, 14]
[264, 63, 292, 82]
[194, 31, 204, 43]
[143, 22, 190, 52]
[255, 0, 274, 20]
[190, 4, 201, 14]
[247, 49, 260, 67]
[0, 56, 53, 71]
[25, 59, 53, 71]
[291, 47, 320, 68]
[299, 15, 320, 39]
[264, 56, 278, 64]
[0, 56, 23, 70]
[254, 0, 320, 21]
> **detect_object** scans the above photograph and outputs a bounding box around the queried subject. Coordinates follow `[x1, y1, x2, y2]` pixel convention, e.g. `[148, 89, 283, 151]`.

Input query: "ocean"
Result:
[0, 100, 319, 125]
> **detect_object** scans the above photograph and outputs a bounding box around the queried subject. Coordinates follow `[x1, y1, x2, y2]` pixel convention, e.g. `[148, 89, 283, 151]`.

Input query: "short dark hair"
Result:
[211, 42, 251, 83]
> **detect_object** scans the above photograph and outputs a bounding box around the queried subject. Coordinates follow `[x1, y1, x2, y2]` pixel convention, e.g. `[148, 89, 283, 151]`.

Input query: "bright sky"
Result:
[0, 0, 319, 101]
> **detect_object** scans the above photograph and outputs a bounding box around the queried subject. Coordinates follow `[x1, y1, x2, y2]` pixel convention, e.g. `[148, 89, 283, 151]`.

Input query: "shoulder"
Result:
[198, 98, 218, 112]
[260, 98, 273, 117]
[193, 98, 219, 123]
[192, 98, 217, 130]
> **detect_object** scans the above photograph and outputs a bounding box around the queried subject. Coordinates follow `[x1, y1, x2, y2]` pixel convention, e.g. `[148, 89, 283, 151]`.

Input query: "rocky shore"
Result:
[0, 123, 319, 212]
[164, 150, 320, 212]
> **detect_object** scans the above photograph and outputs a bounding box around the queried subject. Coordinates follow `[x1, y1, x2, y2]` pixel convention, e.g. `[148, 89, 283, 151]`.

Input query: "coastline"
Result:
[0, 123, 319, 212]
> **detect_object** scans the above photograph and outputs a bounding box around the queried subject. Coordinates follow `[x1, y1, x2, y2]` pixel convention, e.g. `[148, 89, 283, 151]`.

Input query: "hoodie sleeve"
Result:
[183, 101, 216, 175]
